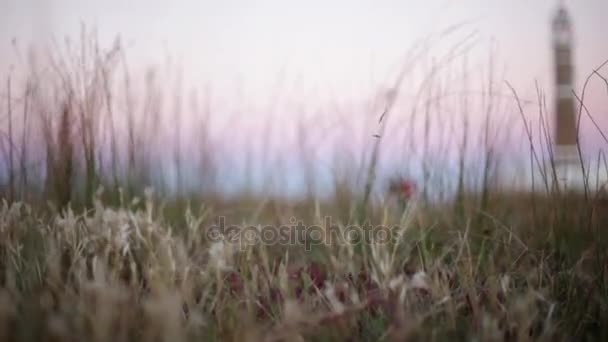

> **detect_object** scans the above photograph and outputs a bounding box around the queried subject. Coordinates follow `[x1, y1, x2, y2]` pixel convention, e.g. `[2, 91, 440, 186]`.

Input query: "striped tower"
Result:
[552, 3, 579, 190]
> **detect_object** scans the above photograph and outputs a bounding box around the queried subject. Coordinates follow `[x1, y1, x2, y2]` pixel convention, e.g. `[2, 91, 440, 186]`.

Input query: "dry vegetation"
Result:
[0, 28, 608, 341]
[0, 190, 606, 341]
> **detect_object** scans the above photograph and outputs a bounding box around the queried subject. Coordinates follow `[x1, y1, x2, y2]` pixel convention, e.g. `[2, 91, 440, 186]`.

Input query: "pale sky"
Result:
[1, 0, 607, 195]
[2, 0, 607, 93]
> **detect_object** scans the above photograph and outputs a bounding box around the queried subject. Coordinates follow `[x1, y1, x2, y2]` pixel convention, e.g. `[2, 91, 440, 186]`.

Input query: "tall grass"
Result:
[0, 26, 607, 340]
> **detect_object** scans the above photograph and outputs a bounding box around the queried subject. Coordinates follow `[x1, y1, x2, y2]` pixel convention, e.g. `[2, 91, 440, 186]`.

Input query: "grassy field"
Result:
[0, 189, 606, 341]
[1, 30, 608, 341]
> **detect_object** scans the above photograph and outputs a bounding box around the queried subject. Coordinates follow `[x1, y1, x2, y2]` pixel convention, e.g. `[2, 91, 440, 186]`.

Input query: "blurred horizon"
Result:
[0, 0, 607, 199]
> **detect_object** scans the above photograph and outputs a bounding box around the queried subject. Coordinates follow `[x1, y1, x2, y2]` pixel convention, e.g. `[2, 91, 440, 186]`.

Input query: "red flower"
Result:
[389, 178, 417, 199]
[400, 180, 416, 198]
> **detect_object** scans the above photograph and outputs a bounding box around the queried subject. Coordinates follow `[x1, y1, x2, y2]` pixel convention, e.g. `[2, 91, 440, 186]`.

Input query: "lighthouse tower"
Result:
[552, 3, 579, 190]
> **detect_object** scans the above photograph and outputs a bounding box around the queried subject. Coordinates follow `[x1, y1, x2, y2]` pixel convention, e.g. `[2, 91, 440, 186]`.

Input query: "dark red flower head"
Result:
[400, 180, 416, 198]
[388, 177, 417, 199]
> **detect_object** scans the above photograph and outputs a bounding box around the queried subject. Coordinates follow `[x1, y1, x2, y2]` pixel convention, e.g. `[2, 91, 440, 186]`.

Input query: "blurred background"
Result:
[0, 0, 607, 203]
